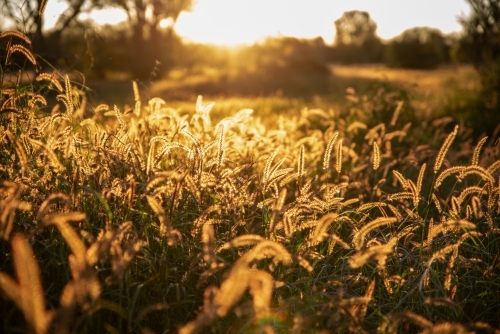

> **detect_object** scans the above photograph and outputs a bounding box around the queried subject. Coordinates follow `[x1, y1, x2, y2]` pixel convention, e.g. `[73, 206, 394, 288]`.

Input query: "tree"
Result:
[334, 10, 377, 46]
[2, 0, 93, 68]
[459, 0, 500, 68]
[332, 11, 384, 64]
[459, 0, 500, 110]
[95, 0, 195, 79]
[385, 27, 446, 69]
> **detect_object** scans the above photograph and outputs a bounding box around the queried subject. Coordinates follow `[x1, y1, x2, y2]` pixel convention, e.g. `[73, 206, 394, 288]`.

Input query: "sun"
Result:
[174, 0, 336, 46]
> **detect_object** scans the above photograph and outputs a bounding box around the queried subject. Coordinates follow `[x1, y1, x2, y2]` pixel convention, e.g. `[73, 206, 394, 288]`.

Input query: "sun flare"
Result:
[36, 0, 470, 47]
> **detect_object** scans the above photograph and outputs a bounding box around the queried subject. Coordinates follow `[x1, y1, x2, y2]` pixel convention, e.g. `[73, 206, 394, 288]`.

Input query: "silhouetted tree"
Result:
[61, 21, 131, 78]
[334, 10, 377, 46]
[94, 0, 195, 79]
[459, 0, 500, 67]
[331, 11, 384, 64]
[2, 0, 93, 68]
[459, 0, 500, 109]
[385, 27, 446, 69]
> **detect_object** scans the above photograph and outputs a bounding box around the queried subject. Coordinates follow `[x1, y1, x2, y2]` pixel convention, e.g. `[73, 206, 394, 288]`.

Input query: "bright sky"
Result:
[40, 0, 471, 46]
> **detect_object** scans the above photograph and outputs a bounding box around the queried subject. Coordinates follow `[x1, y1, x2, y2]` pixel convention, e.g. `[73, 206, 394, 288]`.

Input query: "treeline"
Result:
[2, 1, 499, 106]
[329, 11, 465, 69]
[47, 11, 475, 85]
[0, 10, 480, 81]
[49, 24, 331, 95]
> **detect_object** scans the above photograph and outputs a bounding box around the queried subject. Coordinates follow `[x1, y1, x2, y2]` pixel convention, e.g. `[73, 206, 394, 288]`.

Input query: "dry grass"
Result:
[1, 31, 500, 334]
[331, 64, 478, 97]
[331, 64, 480, 117]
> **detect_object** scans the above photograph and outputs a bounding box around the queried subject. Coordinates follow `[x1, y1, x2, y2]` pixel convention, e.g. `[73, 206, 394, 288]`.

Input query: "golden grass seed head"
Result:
[0, 30, 32, 44]
[487, 159, 500, 175]
[416, 163, 426, 194]
[472, 136, 488, 166]
[373, 141, 380, 170]
[5, 234, 52, 334]
[219, 234, 265, 252]
[353, 217, 398, 250]
[349, 236, 398, 269]
[434, 125, 458, 173]
[458, 165, 495, 184]
[390, 100, 404, 126]
[323, 131, 338, 170]
[247, 270, 274, 314]
[7, 44, 37, 66]
[335, 139, 343, 174]
[36, 73, 64, 92]
[297, 144, 305, 177]
[392, 170, 409, 190]
[434, 166, 466, 189]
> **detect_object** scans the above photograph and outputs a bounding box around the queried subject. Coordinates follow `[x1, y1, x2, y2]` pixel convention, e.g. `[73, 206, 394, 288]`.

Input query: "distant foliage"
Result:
[186, 36, 332, 96]
[230, 37, 330, 94]
[60, 22, 183, 79]
[458, 0, 500, 69]
[385, 27, 447, 69]
[330, 11, 385, 64]
[456, 0, 500, 133]
[175, 42, 231, 71]
[93, 0, 195, 79]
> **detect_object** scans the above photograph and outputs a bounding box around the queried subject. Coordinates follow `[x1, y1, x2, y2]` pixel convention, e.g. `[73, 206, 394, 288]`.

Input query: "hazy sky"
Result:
[41, 0, 471, 46]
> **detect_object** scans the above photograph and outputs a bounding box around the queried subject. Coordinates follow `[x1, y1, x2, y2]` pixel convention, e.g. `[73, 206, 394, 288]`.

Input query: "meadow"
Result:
[1, 30, 500, 334]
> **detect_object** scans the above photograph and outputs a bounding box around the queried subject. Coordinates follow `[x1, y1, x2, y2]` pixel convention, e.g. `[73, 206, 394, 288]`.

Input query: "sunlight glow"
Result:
[80, 9, 128, 26]
[39, 0, 470, 46]
[175, 0, 471, 46]
[43, 1, 127, 28]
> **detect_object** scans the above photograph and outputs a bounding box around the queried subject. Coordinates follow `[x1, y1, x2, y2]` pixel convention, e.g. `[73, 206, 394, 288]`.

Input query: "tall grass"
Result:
[1, 31, 500, 334]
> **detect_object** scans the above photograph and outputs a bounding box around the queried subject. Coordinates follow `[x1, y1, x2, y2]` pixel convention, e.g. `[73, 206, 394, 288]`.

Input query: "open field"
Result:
[2, 54, 500, 333]
[331, 64, 480, 117]
[77, 64, 481, 129]
[331, 64, 478, 93]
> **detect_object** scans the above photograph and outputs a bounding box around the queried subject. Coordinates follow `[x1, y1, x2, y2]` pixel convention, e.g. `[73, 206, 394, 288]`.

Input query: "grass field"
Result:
[81, 64, 481, 129]
[2, 32, 500, 333]
[331, 64, 479, 115]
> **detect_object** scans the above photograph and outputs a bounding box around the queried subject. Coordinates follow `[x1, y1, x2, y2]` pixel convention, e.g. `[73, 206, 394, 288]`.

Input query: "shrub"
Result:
[385, 27, 446, 69]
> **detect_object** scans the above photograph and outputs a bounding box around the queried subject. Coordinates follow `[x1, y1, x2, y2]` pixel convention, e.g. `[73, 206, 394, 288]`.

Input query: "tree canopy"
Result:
[334, 10, 378, 46]
[92, 0, 195, 78]
[331, 10, 384, 64]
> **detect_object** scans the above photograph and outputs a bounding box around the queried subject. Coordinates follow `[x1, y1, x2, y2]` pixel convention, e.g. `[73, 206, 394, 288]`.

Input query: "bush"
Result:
[232, 37, 331, 95]
[330, 10, 385, 64]
[385, 27, 446, 69]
